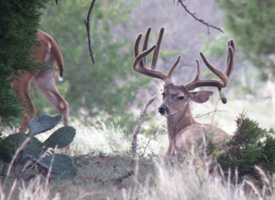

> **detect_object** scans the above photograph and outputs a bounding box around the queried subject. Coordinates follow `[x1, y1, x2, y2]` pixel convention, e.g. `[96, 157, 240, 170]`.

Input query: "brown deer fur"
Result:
[133, 27, 235, 155]
[11, 30, 69, 133]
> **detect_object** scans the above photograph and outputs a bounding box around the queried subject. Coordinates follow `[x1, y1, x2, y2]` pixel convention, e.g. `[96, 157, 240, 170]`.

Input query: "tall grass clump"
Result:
[70, 120, 131, 155]
[70, 118, 165, 156]
[122, 154, 250, 200]
[18, 177, 60, 200]
[0, 176, 60, 200]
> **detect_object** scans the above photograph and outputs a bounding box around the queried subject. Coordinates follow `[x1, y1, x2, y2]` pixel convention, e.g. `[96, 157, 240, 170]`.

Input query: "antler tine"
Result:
[167, 56, 181, 81]
[133, 28, 167, 81]
[134, 33, 144, 66]
[200, 52, 229, 88]
[185, 52, 231, 91]
[142, 27, 152, 66]
[225, 39, 236, 77]
[185, 60, 212, 91]
[142, 27, 151, 51]
[133, 27, 183, 83]
[193, 60, 201, 81]
[133, 44, 157, 73]
[183, 60, 200, 91]
[184, 40, 236, 104]
[132, 46, 167, 80]
[151, 27, 164, 70]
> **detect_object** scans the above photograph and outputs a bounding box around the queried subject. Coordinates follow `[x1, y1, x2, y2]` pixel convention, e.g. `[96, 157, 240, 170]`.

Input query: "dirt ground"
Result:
[1, 154, 159, 200]
[56, 154, 157, 199]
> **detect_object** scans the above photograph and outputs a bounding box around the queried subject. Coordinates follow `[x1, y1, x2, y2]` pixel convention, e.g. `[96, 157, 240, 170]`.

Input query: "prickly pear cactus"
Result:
[41, 154, 77, 179]
[28, 115, 63, 135]
[0, 138, 13, 163]
[43, 126, 76, 149]
[0, 115, 78, 180]
[2, 133, 43, 163]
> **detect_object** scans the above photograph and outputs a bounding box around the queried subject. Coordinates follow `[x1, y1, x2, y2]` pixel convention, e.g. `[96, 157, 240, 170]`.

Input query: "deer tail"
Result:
[49, 37, 64, 81]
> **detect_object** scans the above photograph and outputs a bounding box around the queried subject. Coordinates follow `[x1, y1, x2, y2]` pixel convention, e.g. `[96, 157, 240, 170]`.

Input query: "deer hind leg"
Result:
[12, 73, 37, 133]
[33, 69, 69, 126]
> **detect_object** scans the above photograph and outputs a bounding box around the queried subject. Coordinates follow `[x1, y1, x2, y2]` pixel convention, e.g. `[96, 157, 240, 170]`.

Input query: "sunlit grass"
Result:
[68, 118, 168, 156]
[18, 177, 60, 200]
[122, 154, 275, 200]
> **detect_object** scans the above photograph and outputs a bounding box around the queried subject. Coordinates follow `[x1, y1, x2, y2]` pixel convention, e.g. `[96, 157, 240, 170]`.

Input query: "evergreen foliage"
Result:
[37, 0, 146, 132]
[0, 0, 49, 125]
[217, 114, 275, 186]
[215, 0, 275, 75]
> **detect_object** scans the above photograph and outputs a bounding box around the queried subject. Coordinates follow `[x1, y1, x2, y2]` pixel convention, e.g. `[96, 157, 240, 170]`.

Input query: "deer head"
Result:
[133, 27, 235, 155]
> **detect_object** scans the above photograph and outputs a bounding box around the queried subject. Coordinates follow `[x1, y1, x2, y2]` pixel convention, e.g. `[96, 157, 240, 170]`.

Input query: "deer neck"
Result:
[166, 104, 196, 139]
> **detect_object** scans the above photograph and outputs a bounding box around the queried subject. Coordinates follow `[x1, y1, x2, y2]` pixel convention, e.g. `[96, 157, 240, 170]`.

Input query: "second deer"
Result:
[11, 30, 69, 133]
[133, 27, 236, 155]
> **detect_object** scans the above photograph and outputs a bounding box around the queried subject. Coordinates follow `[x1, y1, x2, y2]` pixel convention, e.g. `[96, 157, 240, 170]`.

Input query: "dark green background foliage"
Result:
[31, 0, 147, 132]
[0, 0, 48, 124]
[215, 0, 275, 75]
[217, 114, 275, 185]
[0, 0, 147, 132]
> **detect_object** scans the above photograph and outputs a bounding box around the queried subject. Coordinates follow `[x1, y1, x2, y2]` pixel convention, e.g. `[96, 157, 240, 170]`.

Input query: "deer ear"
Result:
[189, 91, 213, 103]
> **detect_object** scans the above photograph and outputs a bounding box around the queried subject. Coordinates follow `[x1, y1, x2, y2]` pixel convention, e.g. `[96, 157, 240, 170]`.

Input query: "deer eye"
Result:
[177, 95, 185, 100]
[162, 92, 166, 98]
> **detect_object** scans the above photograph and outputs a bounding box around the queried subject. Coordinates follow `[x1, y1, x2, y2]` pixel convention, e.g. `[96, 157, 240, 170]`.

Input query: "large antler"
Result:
[133, 27, 235, 103]
[185, 39, 236, 103]
[133, 27, 181, 84]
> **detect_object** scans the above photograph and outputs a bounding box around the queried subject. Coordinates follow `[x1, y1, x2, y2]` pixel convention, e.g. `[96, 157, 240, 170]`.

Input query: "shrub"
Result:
[217, 113, 275, 186]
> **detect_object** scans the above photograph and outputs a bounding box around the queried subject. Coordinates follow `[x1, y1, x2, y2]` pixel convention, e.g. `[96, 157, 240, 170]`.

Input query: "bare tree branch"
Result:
[84, 0, 96, 64]
[176, 0, 224, 34]
[141, 120, 166, 157]
[131, 95, 156, 157]
[194, 110, 226, 119]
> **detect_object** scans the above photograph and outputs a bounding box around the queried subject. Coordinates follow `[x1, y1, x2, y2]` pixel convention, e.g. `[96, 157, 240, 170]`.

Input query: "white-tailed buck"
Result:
[12, 30, 69, 133]
[133, 27, 235, 155]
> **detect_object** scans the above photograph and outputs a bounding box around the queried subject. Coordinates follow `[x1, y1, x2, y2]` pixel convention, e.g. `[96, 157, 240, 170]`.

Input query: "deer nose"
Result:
[158, 105, 168, 115]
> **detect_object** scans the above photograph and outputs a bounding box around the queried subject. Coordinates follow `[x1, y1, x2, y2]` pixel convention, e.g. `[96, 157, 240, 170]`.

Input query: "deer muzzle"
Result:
[158, 104, 169, 116]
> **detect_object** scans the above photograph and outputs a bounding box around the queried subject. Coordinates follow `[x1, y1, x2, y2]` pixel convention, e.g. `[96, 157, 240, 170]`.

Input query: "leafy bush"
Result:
[217, 113, 275, 186]
[0, 115, 77, 180]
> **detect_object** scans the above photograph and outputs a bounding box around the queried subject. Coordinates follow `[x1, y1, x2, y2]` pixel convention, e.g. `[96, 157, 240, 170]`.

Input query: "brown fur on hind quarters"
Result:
[11, 30, 69, 133]
[133, 27, 236, 156]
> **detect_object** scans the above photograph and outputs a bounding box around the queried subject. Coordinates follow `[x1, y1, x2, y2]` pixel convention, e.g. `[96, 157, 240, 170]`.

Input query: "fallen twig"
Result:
[176, 0, 223, 34]
[84, 0, 96, 64]
[106, 171, 135, 186]
[131, 95, 156, 156]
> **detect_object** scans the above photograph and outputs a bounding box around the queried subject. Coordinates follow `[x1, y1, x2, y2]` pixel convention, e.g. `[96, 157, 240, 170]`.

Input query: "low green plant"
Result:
[0, 115, 77, 180]
[217, 113, 275, 186]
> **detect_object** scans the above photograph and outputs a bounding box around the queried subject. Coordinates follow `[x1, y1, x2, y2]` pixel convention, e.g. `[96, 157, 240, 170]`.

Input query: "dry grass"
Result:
[2, 154, 274, 200]
[1, 118, 275, 200]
